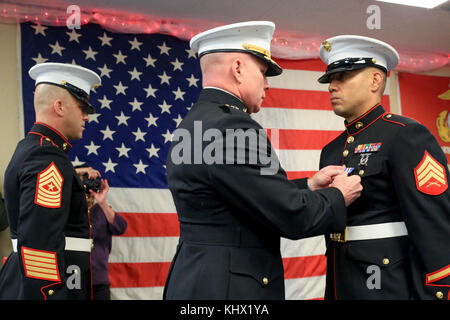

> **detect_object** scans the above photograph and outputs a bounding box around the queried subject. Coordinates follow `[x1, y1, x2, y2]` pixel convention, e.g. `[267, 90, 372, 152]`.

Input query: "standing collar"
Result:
[28, 122, 72, 153]
[198, 87, 247, 112]
[345, 104, 386, 135]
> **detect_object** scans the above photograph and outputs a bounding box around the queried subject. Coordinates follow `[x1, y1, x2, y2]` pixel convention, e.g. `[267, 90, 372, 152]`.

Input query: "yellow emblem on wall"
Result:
[436, 88, 450, 143]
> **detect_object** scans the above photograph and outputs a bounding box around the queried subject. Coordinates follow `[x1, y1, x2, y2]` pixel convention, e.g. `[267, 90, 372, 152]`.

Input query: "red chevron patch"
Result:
[414, 151, 448, 195]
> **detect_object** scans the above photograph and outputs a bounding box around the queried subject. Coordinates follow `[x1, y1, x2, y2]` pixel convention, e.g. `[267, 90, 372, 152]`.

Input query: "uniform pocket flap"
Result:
[347, 237, 408, 267]
[229, 248, 283, 285]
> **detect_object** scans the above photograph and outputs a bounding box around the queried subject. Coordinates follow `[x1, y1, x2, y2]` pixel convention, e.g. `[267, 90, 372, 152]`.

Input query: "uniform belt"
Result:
[11, 237, 92, 253]
[330, 221, 408, 242]
[179, 223, 279, 249]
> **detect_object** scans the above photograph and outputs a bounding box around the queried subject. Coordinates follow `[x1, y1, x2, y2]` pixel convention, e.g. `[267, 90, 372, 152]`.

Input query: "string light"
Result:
[0, 4, 448, 72]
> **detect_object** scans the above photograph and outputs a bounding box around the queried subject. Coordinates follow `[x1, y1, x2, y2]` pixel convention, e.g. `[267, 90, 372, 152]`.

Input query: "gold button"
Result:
[355, 122, 363, 129]
[262, 277, 269, 285]
[386, 114, 392, 118]
[436, 291, 444, 299]
[48, 289, 54, 296]
[91, 242, 94, 249]
[343, 150, 349, 157]
[382, 258, 390, 265]
[347, 136, 355, 144]
[359, 169, 365, 176]
[62, 142, 68, 150]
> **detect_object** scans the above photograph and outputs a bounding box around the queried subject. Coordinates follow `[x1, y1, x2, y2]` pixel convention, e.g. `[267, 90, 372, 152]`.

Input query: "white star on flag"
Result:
[66, 29, 82, 43]
[129, 98, 143, 112]
[146, 144, 160, 158]
[98, 95, 113, 109]
[98, 32, 113, 46]
[100, 125, 115, 141]
[85, 141, 101, 155]
[114, 82, 128, 95]
[133, 160, 149, 174]
[49, 41, 65, 56]
[83, 46, 98, 60]
[129, 37, 143, 51]
[157, 42, 171, 55]
[113, 50, 127, 64]
[116, 143, 131, 158]
[132, 127, 147, 142]
[116, 111, 131, 126]
[102, 158, 118, 173]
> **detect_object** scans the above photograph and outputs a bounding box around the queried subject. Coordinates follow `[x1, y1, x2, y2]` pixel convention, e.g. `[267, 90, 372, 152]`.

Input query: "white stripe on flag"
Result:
[109, 236, 179, 263]
[267, 68, 391, 95]
[285, 275, 326, 300]
[111, 287, 164, 300]
[276, 149, 321, 172]
[108, 188, 176, 213]
[252, 108, 345, 131]
[281, 236, 325, 258]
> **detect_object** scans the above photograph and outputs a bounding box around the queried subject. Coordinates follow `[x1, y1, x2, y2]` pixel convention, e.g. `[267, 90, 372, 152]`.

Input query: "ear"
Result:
[370, 69, 384, 93]
[231, 58, 243, 84]
[52, 99, 64, 117]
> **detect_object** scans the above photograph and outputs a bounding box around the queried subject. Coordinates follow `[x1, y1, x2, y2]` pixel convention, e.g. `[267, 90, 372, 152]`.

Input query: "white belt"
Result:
[12, 237, 92, 253]
[331, 222, 408, 242]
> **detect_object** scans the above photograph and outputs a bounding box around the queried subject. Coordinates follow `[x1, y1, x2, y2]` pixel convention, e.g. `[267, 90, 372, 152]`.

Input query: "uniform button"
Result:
[382, 258, 390, 265]
[343, 150, 349, 157]
[62, 143, 68, 150]
[48, 289, 54, 296]
[262, 277, 269, 285]
[436, 291, 444, 299]
[347, 136, 355, 144]
[91, 242, 94, 249]
[359, 169, 365, 176]
[355, 122, 363, 129]
[386, 114, 392, 118]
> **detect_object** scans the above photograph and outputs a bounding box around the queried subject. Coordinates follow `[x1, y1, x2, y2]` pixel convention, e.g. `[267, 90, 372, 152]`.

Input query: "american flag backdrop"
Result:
[19, 22, 392, 300]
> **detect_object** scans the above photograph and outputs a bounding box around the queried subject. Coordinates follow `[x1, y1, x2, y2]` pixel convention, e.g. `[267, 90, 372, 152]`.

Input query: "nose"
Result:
[83, 113, 89, 122]
[328, 80, 337, 93]
[264, 77, 270, 91]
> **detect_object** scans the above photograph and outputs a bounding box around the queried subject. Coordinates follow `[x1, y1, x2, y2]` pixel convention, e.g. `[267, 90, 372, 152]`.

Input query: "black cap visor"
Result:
[318, 57, 387, 83]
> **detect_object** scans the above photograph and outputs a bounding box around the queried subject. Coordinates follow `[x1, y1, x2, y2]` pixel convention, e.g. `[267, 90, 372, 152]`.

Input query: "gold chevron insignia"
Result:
[34, 162, 64, 208]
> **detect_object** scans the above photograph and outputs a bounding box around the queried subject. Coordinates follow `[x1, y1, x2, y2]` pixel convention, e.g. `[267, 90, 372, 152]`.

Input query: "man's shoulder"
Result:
[380, 113, 422, 128]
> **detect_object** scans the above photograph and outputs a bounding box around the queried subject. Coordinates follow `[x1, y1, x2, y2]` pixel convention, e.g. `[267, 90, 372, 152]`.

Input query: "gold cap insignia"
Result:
[242, 43, 271, 59]
[322, 40, 332, 52]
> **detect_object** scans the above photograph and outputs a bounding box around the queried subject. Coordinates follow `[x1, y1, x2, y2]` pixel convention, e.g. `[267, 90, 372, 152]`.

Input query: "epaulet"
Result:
[219, 103, 248, 115]
[381, 113, 420, 127]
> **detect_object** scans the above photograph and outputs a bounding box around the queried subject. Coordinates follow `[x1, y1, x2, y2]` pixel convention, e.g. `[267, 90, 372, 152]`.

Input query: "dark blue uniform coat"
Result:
[163, 88, 347, 300]
[320, 104, 450, 300]
[0, 123, 92, 300]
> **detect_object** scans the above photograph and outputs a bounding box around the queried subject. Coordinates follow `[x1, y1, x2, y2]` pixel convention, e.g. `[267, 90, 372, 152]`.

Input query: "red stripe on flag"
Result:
[109, 256, 326, 288]
[263, 89, 333, 110]
[267, 129, 341, 150]
[274, 58, 326, 71]
[109, 262, 171, 288]
[286, 171, 317, 180]
[283, 255, 327, 279]
[118, 212, 179, 237]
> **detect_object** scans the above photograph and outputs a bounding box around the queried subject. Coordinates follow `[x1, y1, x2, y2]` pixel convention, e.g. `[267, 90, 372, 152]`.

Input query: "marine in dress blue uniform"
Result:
[318, 36, 450, 300]
[0, 63, 101, 299]
[163, 22, 356, 300]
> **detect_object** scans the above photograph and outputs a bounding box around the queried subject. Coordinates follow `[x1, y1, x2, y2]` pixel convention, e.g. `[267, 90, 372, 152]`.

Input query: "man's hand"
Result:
[75, 167, 101, 179]
[330, 173, 363, 206]
[308, 165, 345, 191]
[91, 179, 109, 205]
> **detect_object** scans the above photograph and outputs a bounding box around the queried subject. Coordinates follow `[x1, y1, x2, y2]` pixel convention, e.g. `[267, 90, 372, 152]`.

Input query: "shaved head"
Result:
[34, 83, 71, 114]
